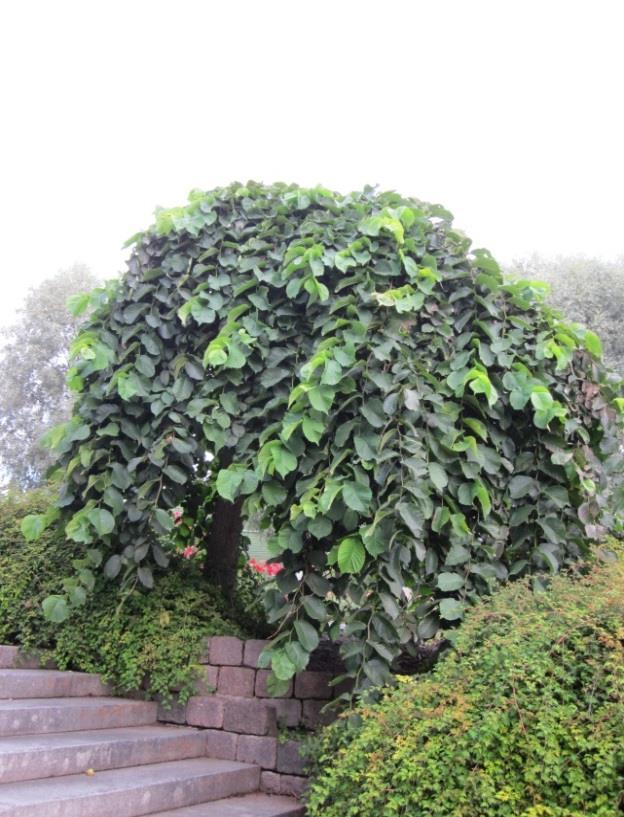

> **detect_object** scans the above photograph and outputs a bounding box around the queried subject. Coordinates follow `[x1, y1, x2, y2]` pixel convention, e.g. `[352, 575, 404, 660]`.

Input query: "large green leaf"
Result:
[428, 462, 448, 491]
[294, 619, 320, 652]
[42, 595, 70, 623]
[87, 508, 115, 537]
[342, 481, 372, 513]
[337, 536, 366, 574]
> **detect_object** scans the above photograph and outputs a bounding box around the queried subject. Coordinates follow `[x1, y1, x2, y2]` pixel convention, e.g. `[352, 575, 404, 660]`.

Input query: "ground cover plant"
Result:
[2, 487, 263, 701]
[23, 182, 623, 694]
[305, 546, 624, 817]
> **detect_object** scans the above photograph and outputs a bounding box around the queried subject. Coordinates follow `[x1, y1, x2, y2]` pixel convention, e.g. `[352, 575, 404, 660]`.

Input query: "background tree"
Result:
[0, 264, 99, 488]
[507, 254, 624, 376]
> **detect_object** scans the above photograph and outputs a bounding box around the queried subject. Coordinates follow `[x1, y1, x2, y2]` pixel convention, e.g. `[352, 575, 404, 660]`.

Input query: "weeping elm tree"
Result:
[24, 183, 623, 693]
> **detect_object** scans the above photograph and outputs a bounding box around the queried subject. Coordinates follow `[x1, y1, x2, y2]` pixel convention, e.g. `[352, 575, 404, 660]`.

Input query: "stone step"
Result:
[0, 758, 260, 817]
[0, 669, 110, 699]
[0, 697, 157, 737]
[0, 724, 207, 784]
[145, 793, 304, 816]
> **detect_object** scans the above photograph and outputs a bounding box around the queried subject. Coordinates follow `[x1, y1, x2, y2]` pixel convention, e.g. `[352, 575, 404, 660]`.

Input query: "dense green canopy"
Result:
[27, 182, 622, 691]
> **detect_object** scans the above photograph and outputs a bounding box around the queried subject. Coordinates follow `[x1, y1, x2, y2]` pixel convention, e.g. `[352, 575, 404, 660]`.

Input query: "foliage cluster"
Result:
[26, 182, 623, 693]
[305, 546, 624, 817]
[0, 264, 99, 488]
[1, 488, 261, 701]
[508, 254, 624, 376]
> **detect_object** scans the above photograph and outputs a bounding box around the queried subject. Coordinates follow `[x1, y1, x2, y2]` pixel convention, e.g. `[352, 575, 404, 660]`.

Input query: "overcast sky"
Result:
[0, 0, 622, 328]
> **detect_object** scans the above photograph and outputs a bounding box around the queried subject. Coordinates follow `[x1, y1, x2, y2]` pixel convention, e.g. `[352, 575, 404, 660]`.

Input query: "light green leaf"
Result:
[216, 468, 245, 502]
[582, 329, 603, 358]
[308, 385, 335, 413]
[272, 650, 297, 681]
[21, 514, 47, 541]
[87, 508, 115, 536]
[439, 597, 465, 621]
[302, 416, 325, 444]
[273, 446, 298, 478]
[337, 536, 366, 574]
[67, 292, 91, 317]
[473, 479, 492, 518]
[437, 572, 465, 592]
[42, 595, 70, 623]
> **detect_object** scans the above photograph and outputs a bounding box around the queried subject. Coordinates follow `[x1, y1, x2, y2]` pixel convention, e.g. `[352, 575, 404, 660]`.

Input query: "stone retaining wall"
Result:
[158, 635, 343, 797]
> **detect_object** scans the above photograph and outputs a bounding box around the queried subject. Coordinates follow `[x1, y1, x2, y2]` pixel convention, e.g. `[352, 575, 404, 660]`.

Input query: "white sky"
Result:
[1, 0, 623, 328]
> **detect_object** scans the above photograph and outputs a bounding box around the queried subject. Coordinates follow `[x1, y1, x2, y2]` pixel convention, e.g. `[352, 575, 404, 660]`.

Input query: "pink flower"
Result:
[171, 506, 184, 526]
[248, 558, 283, 576]
[182, 545, 198, 559]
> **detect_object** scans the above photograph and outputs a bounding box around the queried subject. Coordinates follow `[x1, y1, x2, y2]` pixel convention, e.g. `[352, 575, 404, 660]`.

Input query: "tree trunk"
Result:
[204, 450, 243, 593]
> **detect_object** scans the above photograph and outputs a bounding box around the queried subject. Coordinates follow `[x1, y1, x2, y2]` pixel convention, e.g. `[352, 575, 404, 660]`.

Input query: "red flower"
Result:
[182, 545, 198, 559]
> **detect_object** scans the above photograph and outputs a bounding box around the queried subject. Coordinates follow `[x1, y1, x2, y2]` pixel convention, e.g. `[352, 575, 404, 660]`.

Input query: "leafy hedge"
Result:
[1, 488, 262, 701]
[306, 546, 624, 817]
[26, 182, 623, 693]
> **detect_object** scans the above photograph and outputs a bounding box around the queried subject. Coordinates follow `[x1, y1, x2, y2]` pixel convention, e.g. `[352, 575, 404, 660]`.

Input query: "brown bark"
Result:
[204, 449, 243, 593]
[204, 493, 243, 593]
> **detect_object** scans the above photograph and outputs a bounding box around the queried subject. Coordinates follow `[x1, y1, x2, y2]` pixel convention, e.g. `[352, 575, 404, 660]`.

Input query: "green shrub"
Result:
[0, 487, 264, 701]
[306, 547, 624, 817]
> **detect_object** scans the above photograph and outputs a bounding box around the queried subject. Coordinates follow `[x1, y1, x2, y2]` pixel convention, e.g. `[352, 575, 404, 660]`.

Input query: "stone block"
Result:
[332, 676, 355, 698]
[243, 639, 269, 668]
[236, 734, 278, 769]
[255, 670, 293, 698]
[194, 664, 219, 694]
[207, 636, 243, 666]
[198, 637, 211, 663]
[277, 739, 308, 776]
[294, 670, 333, 700]
[302, 699, 336, 728]
[279, 774, 308, 798]
[261, 771, 308, 798]
[222, 696, 277, 736]
[260, 770, 282, 795]
[217, 666, 256, 698]
[185, 695, 225, 729]
[267, 698, 302, 728]
[0, 645, 19, 668]
[157, 698, 187, 724]
[204, 728, 239, 760]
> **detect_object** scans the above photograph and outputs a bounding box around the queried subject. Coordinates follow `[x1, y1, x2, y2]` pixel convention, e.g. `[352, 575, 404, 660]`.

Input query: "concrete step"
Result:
[145, 793, 305, 816]
[0, 697, 157, 737]
[0, 669, 110, 699]
[0, 758, 260, 817]
[0, 724, 207, 783]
